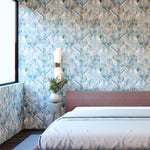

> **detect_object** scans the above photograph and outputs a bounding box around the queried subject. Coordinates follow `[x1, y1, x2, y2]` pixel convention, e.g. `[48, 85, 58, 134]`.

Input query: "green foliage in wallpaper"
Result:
[0, 83, 23, 144]
[19, 0, 150, 129]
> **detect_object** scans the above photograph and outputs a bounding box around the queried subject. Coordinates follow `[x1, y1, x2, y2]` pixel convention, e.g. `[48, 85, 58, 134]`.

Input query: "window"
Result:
[0, 1, 18, 85]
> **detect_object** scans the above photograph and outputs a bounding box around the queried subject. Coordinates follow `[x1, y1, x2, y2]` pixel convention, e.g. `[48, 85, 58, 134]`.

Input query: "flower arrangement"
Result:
[48, 77, 68, 93]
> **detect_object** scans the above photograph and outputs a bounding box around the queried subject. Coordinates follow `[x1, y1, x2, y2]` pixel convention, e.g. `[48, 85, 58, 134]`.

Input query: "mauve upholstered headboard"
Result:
[66, 91, 150, 112]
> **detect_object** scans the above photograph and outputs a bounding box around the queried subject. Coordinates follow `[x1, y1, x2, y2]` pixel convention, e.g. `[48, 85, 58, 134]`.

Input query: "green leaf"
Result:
[99, 35, 102, 39]
[137, 34, 140, 39]
[49, 77, 68, 93]
[25, 104, 28, 108]
[62, 68, 65, 72]
[117, 59, 120, 63]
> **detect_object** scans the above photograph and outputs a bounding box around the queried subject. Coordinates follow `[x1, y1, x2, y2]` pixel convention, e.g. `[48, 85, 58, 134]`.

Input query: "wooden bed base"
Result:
[66, 91, 150, 112]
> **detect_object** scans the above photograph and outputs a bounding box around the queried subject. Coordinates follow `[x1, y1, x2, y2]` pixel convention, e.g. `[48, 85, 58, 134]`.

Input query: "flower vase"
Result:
[50, 92, 62, 103]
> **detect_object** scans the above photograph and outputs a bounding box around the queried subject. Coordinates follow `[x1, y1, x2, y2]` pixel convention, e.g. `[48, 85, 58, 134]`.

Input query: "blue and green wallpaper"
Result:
[0, 83, 23, 144]
[19, 0, 150, 128]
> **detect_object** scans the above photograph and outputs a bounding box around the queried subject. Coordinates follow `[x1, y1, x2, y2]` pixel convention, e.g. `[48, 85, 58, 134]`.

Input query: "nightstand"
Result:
[46, 102, 62, 122]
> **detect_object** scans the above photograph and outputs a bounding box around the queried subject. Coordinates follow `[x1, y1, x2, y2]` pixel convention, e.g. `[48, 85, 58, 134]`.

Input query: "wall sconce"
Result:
[54, 48, 62, 81]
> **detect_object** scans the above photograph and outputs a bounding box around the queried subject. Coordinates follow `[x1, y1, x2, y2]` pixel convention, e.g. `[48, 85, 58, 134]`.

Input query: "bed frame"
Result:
[33, 91, 150, 150]
[66, 91, 150, 112]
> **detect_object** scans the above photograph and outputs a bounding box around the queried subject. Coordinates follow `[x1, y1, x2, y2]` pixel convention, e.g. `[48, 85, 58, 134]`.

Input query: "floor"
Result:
[0, 129, 44, 150]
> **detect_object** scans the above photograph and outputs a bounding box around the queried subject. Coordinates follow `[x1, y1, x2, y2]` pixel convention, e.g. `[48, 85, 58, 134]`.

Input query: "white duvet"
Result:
[39, 107, 150, 150]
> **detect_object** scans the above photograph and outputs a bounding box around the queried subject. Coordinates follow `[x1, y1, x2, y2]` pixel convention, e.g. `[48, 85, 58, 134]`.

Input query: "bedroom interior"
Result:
[0, 0, 149, 149]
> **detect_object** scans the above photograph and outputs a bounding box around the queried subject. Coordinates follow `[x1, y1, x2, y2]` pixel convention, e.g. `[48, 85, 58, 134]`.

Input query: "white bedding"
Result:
[39, 107, 150, 150]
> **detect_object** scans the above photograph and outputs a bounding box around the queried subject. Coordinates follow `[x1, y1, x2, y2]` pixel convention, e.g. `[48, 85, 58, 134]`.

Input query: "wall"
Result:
[0, 83, 24, 144]
[19, 0, 150, 128]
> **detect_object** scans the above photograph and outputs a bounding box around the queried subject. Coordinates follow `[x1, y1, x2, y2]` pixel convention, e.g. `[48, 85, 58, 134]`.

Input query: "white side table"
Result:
[46, 102, 62, 122]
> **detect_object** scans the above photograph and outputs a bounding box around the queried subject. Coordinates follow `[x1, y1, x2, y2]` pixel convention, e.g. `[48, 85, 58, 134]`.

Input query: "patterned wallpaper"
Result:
[0, 83, 23, 144]
[19, 0, 150, 128]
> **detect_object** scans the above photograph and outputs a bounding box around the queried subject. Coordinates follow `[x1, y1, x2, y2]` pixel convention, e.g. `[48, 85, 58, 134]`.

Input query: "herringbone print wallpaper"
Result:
[0, 83, 23, 144]
[19, 0, 150, 128]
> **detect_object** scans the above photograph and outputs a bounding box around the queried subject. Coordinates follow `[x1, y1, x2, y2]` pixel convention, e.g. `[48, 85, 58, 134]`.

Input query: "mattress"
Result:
[39, 107, 150, 150]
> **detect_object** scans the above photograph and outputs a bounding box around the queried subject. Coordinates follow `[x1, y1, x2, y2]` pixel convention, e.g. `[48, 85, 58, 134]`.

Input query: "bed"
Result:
[34, 91, 150, 150]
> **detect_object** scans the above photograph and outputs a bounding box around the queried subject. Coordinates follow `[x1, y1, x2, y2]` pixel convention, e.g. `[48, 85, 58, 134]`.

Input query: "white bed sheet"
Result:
[39, 107, 150, 150]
